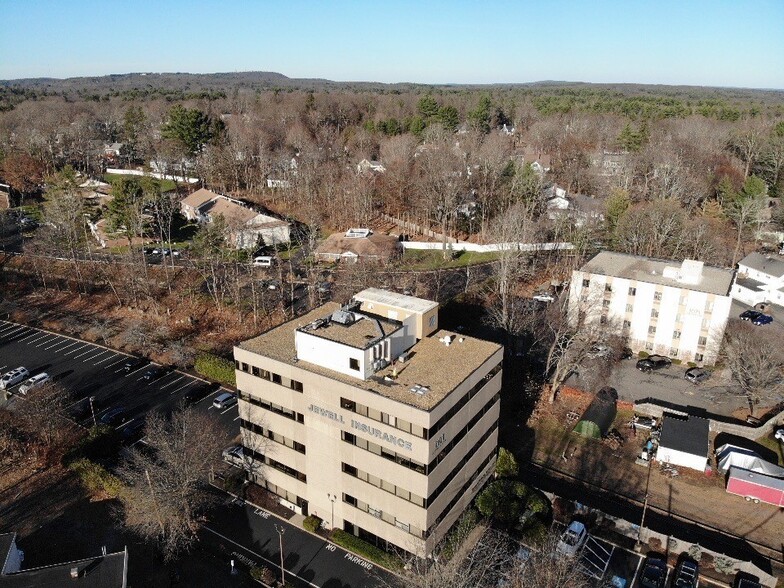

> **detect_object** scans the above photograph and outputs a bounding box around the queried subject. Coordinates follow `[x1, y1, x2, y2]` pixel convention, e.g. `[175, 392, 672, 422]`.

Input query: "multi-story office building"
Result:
[234, 289, 503, 556]
[569, 252, 735, 364]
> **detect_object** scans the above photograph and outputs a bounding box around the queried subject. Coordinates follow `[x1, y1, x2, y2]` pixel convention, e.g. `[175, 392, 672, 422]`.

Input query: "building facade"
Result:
[569, 252, 735, 365]
[234, 289, 503, 556]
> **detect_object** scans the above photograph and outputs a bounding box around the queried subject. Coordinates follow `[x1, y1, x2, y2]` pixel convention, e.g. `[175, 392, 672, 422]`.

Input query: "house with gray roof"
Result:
[733, 252, 784, 310]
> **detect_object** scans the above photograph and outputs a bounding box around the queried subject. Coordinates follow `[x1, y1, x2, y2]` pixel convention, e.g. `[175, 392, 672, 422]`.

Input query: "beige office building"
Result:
[234, 288, 503, 555]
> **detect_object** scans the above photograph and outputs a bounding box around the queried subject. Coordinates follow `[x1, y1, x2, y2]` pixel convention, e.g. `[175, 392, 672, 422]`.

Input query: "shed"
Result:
[574, 387, 618, 438]
[716, 444, 784, 477]
[657, 413, 710, 472]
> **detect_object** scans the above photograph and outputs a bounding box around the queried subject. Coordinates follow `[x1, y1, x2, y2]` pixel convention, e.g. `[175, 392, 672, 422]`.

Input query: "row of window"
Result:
[339, 398, 427, 438]
[255, 477, 307, 510]
[585, 279, 715, 311]
[342, 463, 426, 507]
[244, 446, 307, 482]
[238, 391, 305, 423]
[428, 362, 501, 438]
[429, 393, 499, 471]
[638, 341, 704, 362]
[237, 361, 304, 392]
[240, 419, 306, 454]
[342, 493, 424, 539]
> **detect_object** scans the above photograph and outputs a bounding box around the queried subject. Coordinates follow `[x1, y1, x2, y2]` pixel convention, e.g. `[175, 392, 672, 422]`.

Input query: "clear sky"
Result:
[1, 0, 782, 89]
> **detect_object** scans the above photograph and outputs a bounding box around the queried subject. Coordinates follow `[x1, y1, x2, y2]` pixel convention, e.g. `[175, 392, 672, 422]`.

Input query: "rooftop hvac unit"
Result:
[372, 359, 388, 372]
[345, 228, 371, 238]
[331, 310, 357, 325]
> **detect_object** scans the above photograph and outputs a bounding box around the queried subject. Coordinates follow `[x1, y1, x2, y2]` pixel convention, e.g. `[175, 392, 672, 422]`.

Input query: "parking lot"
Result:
[0, 319, 239, 440]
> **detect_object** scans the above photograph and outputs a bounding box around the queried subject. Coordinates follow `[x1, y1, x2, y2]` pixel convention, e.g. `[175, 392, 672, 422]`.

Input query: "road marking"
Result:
[160, 375, 185, 389]
[82, 350, 110, 362]
[0, 325, 19, 335]
[2, 326, 26, 338]
[233, 415, 240, 421]
[169, 380, 195, 395]
[64, 344, 89, 355]
[73, 347, 99, 359]
[202, 526, 320, 588]
[104, 358, 127, 369]
[35, 335, 59, 347]
[94, 354, 119, 365]
[220, 406, 236, 415]
[45, 339, 74, 351]
[51, 340, 80, 352]
[16, 330, 42, 342]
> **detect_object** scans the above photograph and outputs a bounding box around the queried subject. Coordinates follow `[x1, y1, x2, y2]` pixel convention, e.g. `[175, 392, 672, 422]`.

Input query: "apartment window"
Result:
[626, 304, 633, 313]
[695, 353, 704, 362]
[675, 314, 682, 323]
[600, 315, 608, 324]
[259, 369, 271, 381]
[698, 336, 707, 346]
[648, 326, 656, 335]
[651, 309, 659, 318]
[645, 342, 654, 351]
[343, 493, 357, 506]
[582, 279, 590, 288]
[705, 300, 714, 312]
[241, 363, 249, 372]
[602, 299, 610, 308]
[670, 348, 679, 357]
[429, 315, 436, 327]
[673, 330, 681, 339]
[290, 379, 303, 393]
[342, 463, 358, 477]
[349, 358, 360, 371]
[628, 287, 636, 296]
[654, 292, 662, 301]
[272, 373, 282, 385]
[623, 320, 631, 328]
[251, 366, 260, 377]
[341, 398, 356, 411]
[701, 318, 710, 329]
[605, 284, 612, 293]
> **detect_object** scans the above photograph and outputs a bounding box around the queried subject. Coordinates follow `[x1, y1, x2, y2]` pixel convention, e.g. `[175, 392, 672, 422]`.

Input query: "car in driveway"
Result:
[684, 367, 710, 384]
[18, 372, 51, 395]
[222, 444, 245, 466]
[740, 310, 762, 321]
[212, 392, 237, 409]
[636, 355, 672, 373]
[671, 559, 699, 588]
[639, 555, 668, 588]
[556, 521, 588, 557]
[100, 407, 129, 427]
[122, 357, 148, 373]
[0, 367, 30, 390]
[752, 314, 773, 326]
[141, 366, 167, 381]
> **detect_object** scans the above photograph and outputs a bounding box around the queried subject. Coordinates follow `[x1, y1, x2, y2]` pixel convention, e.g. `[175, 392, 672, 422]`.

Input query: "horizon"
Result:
[1, 1, 782, 90]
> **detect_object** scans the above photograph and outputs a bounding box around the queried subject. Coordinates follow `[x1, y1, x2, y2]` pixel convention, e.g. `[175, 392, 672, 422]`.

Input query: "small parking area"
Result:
[0, 319, 238, 439]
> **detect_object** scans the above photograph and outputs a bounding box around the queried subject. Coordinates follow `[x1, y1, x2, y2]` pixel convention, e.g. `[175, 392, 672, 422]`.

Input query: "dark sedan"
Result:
[141, 366, 167, 381]
[639, 555, 668, 588]
[99, 407, 129, 427]
[636, 355, 672, 373]
[740, 310, 762, 321]
[122, 357, 148, 373]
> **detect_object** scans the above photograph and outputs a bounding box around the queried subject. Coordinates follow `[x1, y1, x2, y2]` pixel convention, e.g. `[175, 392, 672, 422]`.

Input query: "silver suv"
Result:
[1, 367, 30, 390]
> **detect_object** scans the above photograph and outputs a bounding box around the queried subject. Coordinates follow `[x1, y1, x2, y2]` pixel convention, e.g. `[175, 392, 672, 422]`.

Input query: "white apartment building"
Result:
[733, 252, 784, 309]
[569, 252, 735, 365]
[233, 289, 503, 556]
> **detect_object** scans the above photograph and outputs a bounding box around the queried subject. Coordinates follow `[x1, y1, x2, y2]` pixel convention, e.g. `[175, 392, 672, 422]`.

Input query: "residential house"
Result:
[266, 156, 298, 189]
[0, 183, 10, 210]
[732, 252, 784, 309]
[0, 532, 128, 587]
[545, 186, 605, 228]
[500, 123, 516, 136]
[180, 188, 218, 222]
[315, 229, 401, 264]
[569, 252, 735, 365]
[356, 159, 386, 175]
[520, 148, 551, 174]
[656, 413, 709, 472]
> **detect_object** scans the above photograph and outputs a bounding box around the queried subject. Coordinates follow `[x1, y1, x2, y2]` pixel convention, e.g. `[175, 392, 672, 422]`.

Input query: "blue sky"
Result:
[1, 0, 782, 88]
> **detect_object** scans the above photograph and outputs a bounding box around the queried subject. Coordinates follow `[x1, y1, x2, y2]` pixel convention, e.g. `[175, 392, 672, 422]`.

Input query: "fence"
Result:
[379, 213, 456, 243]
[105, 168, 199, 184]
[401, 241, 575, 253]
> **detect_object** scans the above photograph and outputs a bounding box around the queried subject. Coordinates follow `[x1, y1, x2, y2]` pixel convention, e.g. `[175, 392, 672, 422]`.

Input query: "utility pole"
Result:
[89, 396, 97, 428]
[274, 524, 285, 586]
[635, 457, 653, 551]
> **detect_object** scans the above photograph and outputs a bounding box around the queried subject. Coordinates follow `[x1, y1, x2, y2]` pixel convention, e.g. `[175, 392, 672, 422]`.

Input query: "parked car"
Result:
[556, 521, 588, 557]
[18, 372, 50, 395]
[0, 367, 30, 390]
[621, 347, 634, 360]
[752, 314, 773, 326]
[739, 310, 762, 321]
[532, 292, 555, 303]
[252, 256, 274, 267]
[636, 355, 672, 373]
[633, 415, 658, 430]
[671, 559, 699, 588]
[684, 367, 710, 384]
[122, 357, 148, 373]
[213, 392, 237, 409]
[100, 407, 129, 427]
[639, 555, 668, 588]
[141, 366, 166, 381]
[222, 444, 244, 466]
[182, 382, 217, 406]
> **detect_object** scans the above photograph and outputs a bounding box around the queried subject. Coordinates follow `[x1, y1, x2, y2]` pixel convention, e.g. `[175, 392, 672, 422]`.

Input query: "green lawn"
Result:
[756, 433, 784, 465]
[401, 249, 501, 269]
[103, 174, 178, 193]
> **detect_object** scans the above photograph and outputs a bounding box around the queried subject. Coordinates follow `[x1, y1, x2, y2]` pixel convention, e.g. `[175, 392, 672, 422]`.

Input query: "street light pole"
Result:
[274, 524, 285, 586]
[89, 396, 97, 428]
[327, 493, 337, 529]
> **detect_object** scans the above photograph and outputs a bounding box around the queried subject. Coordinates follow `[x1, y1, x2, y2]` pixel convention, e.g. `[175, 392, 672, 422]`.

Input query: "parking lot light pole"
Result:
[89, 396, 97, 428]
[274, 524, 285, 586]
[635, 457, 654, 551]
[327, 493, 337, 529]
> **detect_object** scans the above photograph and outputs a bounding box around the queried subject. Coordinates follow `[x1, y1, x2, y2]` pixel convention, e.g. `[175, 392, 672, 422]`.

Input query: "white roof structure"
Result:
[354, 288, 439, 314]
[716, 443, 784, 477]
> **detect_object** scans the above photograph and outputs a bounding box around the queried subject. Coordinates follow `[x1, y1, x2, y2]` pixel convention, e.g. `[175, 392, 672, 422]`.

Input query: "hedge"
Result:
[194, 353, 236, 386]
[330, 530, 402, 570]
[303, 515, 322, 533]
[68, 458, 124, 498]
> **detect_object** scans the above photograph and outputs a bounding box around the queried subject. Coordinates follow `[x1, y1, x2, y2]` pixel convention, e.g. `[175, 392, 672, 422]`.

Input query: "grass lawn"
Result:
[756, 433, 784, 465]
[402, 249, 501, 269]
[103, 173, 178, 193]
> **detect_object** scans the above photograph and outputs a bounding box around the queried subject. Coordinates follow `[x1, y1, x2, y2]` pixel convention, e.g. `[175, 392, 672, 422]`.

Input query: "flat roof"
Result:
[659, 413, 709, 457]
[580, 251, 734, 296]
[238, 304, 502, 411]
[354, 288, 439, 314]
[739, 252, 784, 278]
[0, 550, 127, 588]
[300, 310, 402, 350]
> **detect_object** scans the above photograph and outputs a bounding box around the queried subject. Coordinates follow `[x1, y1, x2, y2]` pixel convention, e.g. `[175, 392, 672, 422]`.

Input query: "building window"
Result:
[698, 336, 707, 346]
[648, 326, 656, 335]
[252, 366, 260, 377]
[675, 314, 682, 323]
[349, 358, 360, 371]
[240, 363, 249, 372]
[600, 315, 608, 324]
[626, 304, 633, 313]
[645, 342, 654, 351]
[628, 287, 636, 296]
[602, 299, 610, 308]
[272, 373, 282, 385]
[582, 279, 590, 288]
[605, 284, 612, 293]
[695, 353, 704, 362]
[705, 300, 714, 311]
[673, 330, 681, 339]
[429, 315, 436, 327]
[654, 292, 662, 301]
[651, 309, 659, 318]
[623, 320, 631, 328]
[701, 318, 710, 329]
[670, 348, 679, 357]
[341, 398, 356, 411]
[290, 380, 303, 392]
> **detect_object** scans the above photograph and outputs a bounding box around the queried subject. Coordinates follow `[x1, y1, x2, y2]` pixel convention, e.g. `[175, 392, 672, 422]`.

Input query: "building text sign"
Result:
[308, 403, 413, 451]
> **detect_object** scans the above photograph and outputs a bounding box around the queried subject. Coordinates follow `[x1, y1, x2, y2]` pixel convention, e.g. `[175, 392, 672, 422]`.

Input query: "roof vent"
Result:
[410, 384, 430, 395]
[440, 335, 455, 346]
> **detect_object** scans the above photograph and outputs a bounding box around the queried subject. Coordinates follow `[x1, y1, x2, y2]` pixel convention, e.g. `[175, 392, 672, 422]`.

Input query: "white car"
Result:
[532, 292, 555, 303]
[18, 372, 50, 395]
[222, 444, 244, 466]
[556, 521, 588, 557]
[0, 367, 30, 390]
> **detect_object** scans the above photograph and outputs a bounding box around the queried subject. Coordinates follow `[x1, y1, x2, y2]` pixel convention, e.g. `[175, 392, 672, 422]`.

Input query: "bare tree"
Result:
[118, 407, 231, 561]
[14, 381, 73, 461]
[721, 321, 784, 415]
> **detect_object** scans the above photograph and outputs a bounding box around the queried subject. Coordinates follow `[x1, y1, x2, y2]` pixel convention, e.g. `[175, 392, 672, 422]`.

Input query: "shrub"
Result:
[441, 508, 481, 559]
[522, 520, 549, 545]
[194, 353, 236, 386]
[303, 515, 322, 533]
[249, 565, 275, 584]
[62, 425, 120, 466]
[330, 530, 401, 569]
[638, 351, 649, 359]
[495, 447, 519, 478]
[68, 458, 124, 498]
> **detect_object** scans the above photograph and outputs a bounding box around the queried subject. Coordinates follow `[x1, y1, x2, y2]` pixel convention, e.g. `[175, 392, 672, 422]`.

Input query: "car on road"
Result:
[212, 392, 237, 409]
[100, 407, 129, 427]
[18, 372, 51, 395]
[222, 444, 244, 466]
[671, 559, 699, 588]
[684, 367, 710, 384]
[122, 357, 148, 373]
[751, 314, 773, 326]
[0, 367, 30, 390]
[739, 310, 762, 321]
[182, 382, 217, 406]
[636, 355, 672, 373]
[532, 292, 555, 303]
[141, 366, 167, 381]
[639, 555, 668, 588]
[556, 521, 588, 557]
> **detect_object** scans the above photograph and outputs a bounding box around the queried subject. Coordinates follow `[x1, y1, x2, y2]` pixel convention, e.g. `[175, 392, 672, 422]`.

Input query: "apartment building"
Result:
[234, 288, 503, 556]
[569, 252, 735, 364]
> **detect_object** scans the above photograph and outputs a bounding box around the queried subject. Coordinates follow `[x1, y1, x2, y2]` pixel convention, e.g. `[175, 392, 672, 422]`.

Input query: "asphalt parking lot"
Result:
[0, 319, 239, 439]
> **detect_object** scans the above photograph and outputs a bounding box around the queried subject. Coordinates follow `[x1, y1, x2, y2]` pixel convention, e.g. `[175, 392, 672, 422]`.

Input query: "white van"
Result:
[18, 372, 51, 395]
[253, 256, 274, 268]
[0, 367, 30, 390]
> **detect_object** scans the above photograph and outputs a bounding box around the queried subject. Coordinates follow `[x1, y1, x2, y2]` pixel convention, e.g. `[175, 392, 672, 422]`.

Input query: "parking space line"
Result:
[44, 339, 72, 351]
[104, 358, 127, 369]
[82, 350, 110, 362]
[16, 330, 42, 342]
[169, 380, 195, 395]
[220, 406, 235, 415]
[94, 354, 119, 365]
[51, 340, 80, 352]
[35, 335, 59, 347]
[64, 344, 89, 355]
[0, 324, 20, 335]
[2, 326, 26, 339]
[160, 375, 185, 389]
[72, 347, 99, 359]
[233, 415, 240, 421]
[0, 324, 16, 334]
